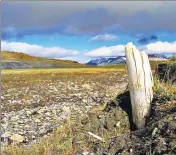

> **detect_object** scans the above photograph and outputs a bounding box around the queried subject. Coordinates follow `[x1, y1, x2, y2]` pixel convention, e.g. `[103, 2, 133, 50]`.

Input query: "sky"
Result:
[1, 1, 176, 63]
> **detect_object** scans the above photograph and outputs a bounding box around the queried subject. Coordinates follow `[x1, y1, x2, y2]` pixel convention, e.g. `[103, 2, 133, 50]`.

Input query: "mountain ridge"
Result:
[87, 53, 176, 66]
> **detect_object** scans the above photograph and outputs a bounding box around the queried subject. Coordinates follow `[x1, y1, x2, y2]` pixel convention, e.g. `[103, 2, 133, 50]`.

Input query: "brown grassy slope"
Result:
[1, 51, 86, 68]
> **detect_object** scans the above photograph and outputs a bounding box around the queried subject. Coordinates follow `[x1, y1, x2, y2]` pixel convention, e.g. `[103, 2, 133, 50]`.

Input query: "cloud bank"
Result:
[1, 41, 79, 59]
[1, 41, 176, 63]
[2, 1, 176, 39]
[85, 41, 176, 58]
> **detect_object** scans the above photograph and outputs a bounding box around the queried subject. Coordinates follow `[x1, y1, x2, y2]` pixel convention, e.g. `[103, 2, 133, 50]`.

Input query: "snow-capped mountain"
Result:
[148, 53, 176, 59]
[86, 56, 126, 66]
[86, 53, 176, 66]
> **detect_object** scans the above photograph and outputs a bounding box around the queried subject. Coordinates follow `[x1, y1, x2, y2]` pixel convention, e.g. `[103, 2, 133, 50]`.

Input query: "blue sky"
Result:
[1, 1, 176, 63]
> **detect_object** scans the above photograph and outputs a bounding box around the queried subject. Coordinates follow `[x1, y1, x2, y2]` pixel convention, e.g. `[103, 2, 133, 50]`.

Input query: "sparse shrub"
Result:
[153, 75, 176, 103]
[170, 56, 176, 61]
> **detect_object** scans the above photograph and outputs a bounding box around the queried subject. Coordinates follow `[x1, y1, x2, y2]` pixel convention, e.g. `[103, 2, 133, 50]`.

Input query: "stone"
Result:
[82, 84, 91, 90]
[18, 120, 24, 124]
[39, 129, 46, 135]
[34, 118, 41, 123]
[1, 132, 11, 139]
[115, 122, 121, 127]
[82, 99, 87, 103]
[9, 134, 24, 143]
[25, 125, 30, 128]
[45, 112, 51, 116]
[26, 110, 32, 116]
[62, 106, 70, 113]
[19, 131, 26, 135]
[82, 151, 89, 155]
[152, 127, 158, 137]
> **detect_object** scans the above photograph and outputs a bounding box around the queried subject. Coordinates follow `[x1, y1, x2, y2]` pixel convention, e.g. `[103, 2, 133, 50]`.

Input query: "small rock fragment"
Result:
[82, 84, 91, 90]
[82, 151, 89, 155]
[10, 134, 24, 143]
[152, 127, 158, 137]
[62, 106, 70, 113]
[116, 121, 121, 127]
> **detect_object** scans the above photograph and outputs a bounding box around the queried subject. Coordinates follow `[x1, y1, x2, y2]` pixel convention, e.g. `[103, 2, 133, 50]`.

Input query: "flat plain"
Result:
[1, 68, 128, 153]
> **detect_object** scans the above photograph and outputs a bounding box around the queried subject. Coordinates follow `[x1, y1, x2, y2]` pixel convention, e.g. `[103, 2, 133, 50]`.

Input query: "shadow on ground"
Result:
[115, 91, 137, 131]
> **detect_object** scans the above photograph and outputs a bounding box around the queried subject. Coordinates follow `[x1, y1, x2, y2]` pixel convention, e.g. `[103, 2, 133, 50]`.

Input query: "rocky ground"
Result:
[1, 68, 127, 148]
[1, 61, 33, 69]
[2, 68, 176, 155]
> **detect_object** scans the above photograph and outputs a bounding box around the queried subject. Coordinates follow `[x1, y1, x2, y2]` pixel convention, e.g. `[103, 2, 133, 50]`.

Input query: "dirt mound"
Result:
[100, 96, 176, 155]
[74, 92, 176, 155]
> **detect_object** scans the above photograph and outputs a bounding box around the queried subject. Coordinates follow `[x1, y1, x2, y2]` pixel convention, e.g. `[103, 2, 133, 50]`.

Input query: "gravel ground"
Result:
[1, 68, 127, 147]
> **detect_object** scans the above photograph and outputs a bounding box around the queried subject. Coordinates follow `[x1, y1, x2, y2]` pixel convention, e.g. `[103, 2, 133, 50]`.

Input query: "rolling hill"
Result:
[1, 51, 86, 69]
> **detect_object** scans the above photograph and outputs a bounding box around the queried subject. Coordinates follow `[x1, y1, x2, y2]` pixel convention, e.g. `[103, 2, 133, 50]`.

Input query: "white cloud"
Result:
[1, 40, 176, 64]
[90, 34, 118, 41]
[57, 52, 90, 63]
[85, 45, 125, 57]
[58, 56, 90, 64]
[85, 41, 176, 58]
[144, 41, 176, 54]
[1, 41, 79, 58]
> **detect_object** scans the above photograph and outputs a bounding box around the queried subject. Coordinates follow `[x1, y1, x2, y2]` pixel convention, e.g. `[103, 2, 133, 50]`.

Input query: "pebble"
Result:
[9, 134, 24, 143]
[116, 122, 121, 127]
[152, 127, 158, 137]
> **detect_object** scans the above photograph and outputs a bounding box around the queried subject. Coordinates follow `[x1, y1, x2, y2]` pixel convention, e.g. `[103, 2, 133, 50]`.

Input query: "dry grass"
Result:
[3, 120, 76, 155]
[2, 68, 126, 112]
[170, 56, 176, 61]
[1, 67, 125, 75]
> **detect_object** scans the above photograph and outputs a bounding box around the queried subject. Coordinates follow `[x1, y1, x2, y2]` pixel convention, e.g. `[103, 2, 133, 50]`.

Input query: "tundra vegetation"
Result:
[1, 51, 176, 155]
